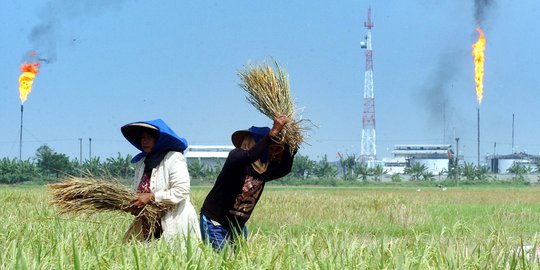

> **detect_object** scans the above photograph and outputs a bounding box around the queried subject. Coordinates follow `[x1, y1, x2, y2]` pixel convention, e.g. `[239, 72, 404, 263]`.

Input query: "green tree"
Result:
[447, 158, 460, 181]
[313, 155, 338, 179]
[0, 157, 21, 184]
[82, 157, 104, 177]
[355, 162, 370, 182]
[105, 153, 134, 179]
[339, 154, 358, 181]
[507, 162, 532, 183]
[291, 155, 315, 179]
[35, 145, 73, 178]
[535, 159, 540, 173]
[475, 165, 490, 182]
[70, 159, 83, 177]
[0, 158, 39, 183]
[188, 159, 207, 179]
[371, 164, 386, 182]
[422, 171, 435, 181]
[205, 164, 222, 181]
[461, 162, 477, 181]
[405, 163, 427, 181]
[391, 174, 402, 182]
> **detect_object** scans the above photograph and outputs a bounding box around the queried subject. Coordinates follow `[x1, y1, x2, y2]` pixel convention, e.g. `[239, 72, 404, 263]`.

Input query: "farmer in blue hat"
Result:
[121, 119, 201, 242]
[200, 115, 296, 251]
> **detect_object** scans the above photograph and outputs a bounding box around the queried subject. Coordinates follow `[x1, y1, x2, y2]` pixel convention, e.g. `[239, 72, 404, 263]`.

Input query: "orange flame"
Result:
[18, 62, 40, 104]
[472, 27, 486, 105]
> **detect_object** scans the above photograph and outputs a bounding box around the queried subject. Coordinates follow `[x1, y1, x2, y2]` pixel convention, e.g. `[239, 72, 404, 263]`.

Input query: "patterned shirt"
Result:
[137, 172, 151, 193]
[201, 135, 295, 228]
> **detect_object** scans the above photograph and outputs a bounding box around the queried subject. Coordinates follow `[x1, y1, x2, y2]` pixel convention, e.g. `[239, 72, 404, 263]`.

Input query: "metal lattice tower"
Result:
[360, 7, 376, 166]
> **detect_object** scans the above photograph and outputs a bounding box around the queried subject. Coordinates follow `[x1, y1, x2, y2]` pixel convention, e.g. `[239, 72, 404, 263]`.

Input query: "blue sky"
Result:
[1, 0, 539, 163]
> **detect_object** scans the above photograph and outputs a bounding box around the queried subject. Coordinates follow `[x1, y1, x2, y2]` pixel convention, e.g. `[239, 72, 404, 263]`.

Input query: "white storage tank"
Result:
[489, 153, 539, 174]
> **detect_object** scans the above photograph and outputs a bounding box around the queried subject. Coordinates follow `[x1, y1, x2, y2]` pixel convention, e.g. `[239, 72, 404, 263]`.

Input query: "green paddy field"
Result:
[2, 185, 540, 269]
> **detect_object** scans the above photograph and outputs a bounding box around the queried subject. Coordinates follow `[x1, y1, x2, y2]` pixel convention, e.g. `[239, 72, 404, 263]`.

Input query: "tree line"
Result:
[0, 145, 134, 184]
[183, 154, 540, 186]
[1, 145, 538, 185]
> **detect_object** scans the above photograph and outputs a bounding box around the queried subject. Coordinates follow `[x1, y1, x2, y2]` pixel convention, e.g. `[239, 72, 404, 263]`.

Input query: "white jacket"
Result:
[133, 151, 201, 241]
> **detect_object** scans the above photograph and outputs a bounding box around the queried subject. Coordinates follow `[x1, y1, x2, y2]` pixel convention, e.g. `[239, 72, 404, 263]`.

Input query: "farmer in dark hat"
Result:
[121, 119, 200, 242]
[200, 115, 296, 251]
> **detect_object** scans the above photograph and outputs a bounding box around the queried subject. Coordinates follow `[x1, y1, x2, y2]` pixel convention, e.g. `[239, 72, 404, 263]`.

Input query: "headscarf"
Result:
[121, 119, 188, 165]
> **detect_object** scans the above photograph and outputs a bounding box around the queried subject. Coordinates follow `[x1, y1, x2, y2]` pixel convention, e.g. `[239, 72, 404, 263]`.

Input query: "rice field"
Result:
[2, 184, 540, 269]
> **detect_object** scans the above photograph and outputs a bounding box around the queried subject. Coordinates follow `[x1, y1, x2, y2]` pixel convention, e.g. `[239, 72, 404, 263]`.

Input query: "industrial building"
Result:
[487, 153, 539, 174]
[184, 145, 234, 168]
[383, 144, 452, 175]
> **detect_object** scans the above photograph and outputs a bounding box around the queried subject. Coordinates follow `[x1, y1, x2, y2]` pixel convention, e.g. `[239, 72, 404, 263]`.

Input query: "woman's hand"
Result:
[130, 193, 155, 208]
[269, 115, 289, 138]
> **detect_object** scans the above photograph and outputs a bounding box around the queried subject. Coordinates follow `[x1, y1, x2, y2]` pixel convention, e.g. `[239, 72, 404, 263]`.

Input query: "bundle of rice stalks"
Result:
[238, 60, 310, 153]
[48, 177, 172, 239]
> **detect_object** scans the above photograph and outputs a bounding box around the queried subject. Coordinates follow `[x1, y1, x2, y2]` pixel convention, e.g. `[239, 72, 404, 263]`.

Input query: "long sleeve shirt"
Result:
[132, 151, 201, 241]
[200, 135, 295, 228]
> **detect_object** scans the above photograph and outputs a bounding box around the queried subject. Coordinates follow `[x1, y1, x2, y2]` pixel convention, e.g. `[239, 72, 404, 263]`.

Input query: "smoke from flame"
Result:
[472, 27, 486, 105]
[18, 62, 40, 104]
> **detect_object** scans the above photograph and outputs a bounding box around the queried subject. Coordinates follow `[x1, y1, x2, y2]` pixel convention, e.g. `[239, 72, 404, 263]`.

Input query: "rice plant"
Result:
[2, 185, 540, 269]
[238, 60, 311, 153]
[48, 177, 172, 239]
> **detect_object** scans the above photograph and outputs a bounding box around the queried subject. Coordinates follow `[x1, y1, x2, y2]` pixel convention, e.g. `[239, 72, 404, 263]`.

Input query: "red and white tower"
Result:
[360, 7, 376, 166]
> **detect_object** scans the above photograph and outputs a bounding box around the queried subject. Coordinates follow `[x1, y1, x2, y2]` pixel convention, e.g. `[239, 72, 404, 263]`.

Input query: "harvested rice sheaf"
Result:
[238, 60, 310, 153]
[48, 177, 172, 239]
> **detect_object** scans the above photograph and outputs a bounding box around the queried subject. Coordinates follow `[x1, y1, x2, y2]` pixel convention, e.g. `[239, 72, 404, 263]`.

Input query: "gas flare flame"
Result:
[18, 61, 40, 104]
[472, 27, 486, 105]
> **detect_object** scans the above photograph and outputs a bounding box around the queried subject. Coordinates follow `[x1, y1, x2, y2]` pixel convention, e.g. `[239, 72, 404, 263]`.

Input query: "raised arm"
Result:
[228, 115, 289, 167]
[263, 144, 296, 181]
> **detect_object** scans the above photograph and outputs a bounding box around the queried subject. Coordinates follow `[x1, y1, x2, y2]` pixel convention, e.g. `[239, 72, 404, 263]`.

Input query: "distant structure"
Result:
[184, 145, 234, 168]
[382, 157, 407, 175]
[384, 144, 453, 175]
[360, 7, 377, 167]
[488, 153, 539, 174]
